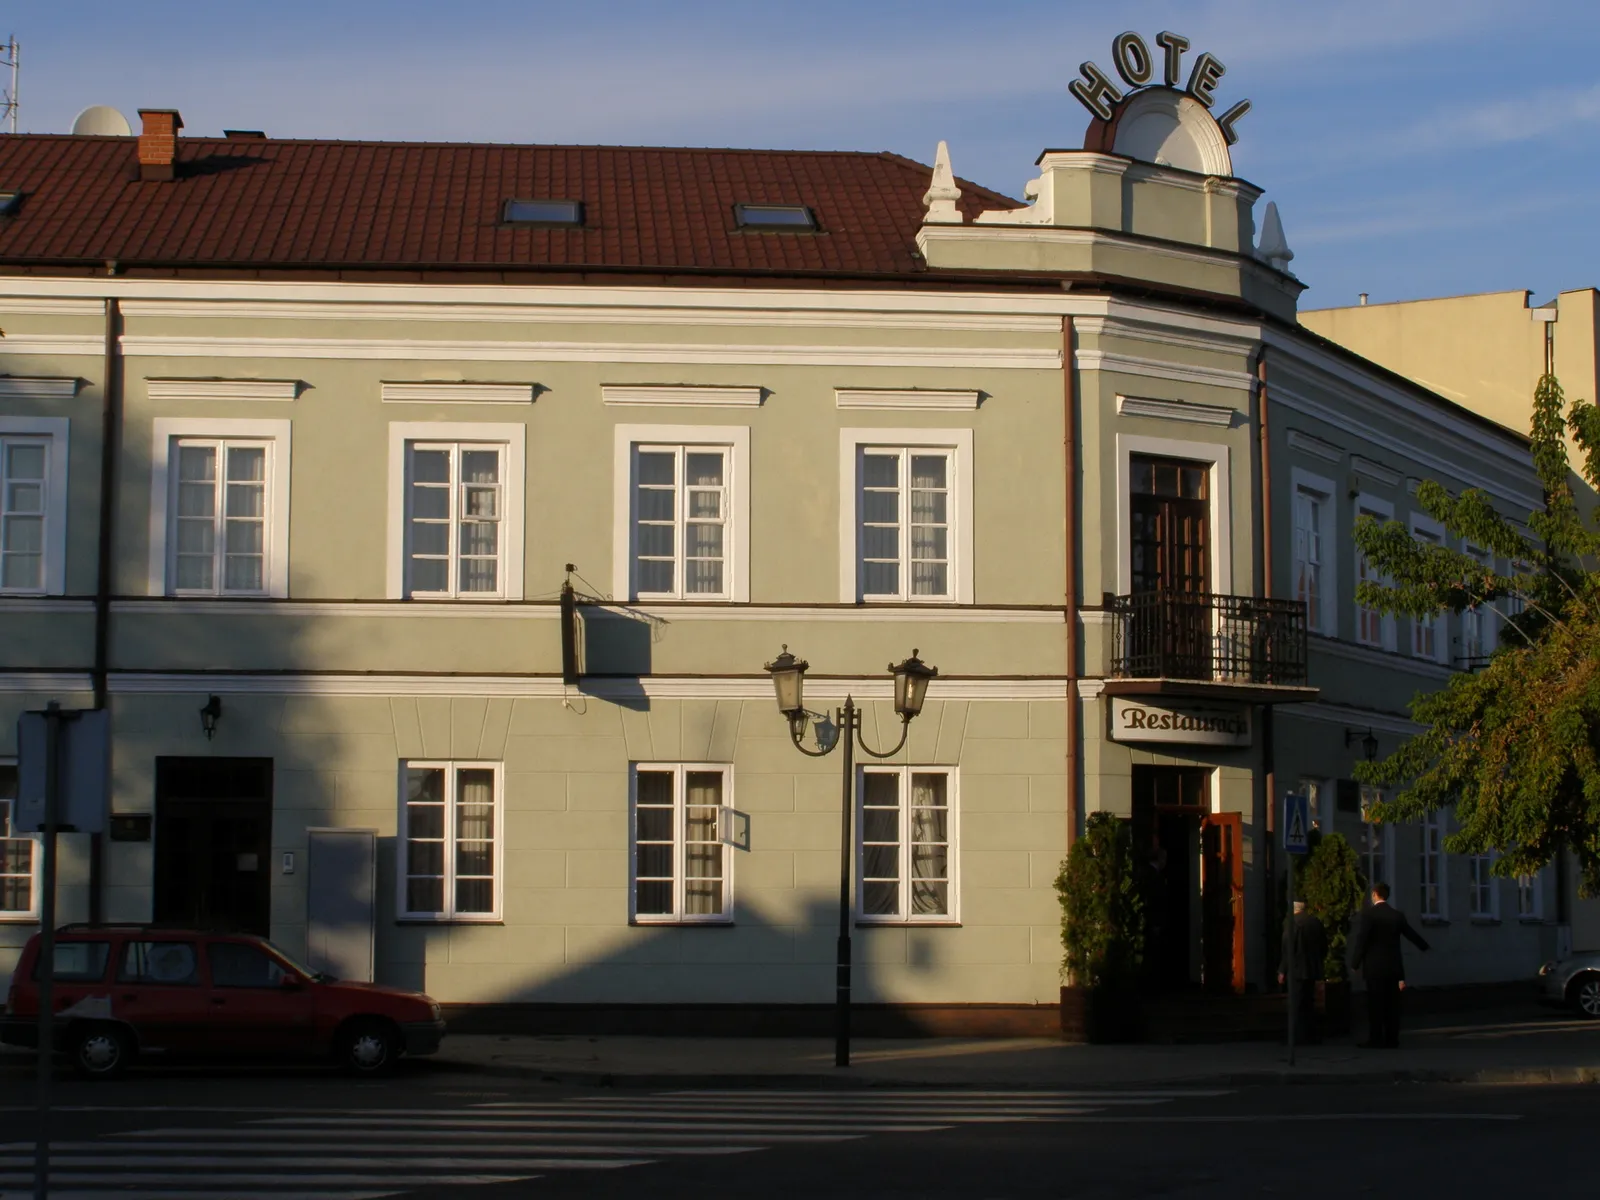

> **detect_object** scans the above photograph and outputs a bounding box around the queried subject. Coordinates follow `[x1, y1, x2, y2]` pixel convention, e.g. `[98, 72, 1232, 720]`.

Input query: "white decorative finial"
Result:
[1257, 201, 1294, 273]
[922, 140, 963, 224]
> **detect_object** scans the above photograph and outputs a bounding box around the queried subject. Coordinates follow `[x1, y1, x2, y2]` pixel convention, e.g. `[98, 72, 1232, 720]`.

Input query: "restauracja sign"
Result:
[1070, 30, 1251, 144]
[1110, 698, 1253, 747]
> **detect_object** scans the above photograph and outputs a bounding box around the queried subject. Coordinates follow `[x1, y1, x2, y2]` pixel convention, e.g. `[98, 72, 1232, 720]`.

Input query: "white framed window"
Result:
[387, 423, 525, 601]
[0, 761, 37, 921]
[1359, 788, 1392, 890]
[630, 764, 733, 924]
[0, 418, 69, 596]
[612, 425, 750, 603]
[1353, 493, 1396, 651]
[1419, 810, 1446, 919]
[858, 766, 957, 923]
[1291, 469, 1336, 636]
[1460, 546, 1493, 665]
[841, 428, 973, 604]
[1468, 851, 1499, 920]
[148, 418, 290, 598]
[1516, 870, 1544, 921]
[398, 761, 503, 921]
[1410, 515, 1447, 663]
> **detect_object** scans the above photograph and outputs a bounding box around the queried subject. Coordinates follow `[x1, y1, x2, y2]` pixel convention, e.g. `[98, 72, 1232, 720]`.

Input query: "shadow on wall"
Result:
[374, 892, 1025, 1038]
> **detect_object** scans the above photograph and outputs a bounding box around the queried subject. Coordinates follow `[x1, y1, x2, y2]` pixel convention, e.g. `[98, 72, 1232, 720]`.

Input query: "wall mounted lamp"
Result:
[1344, 726, 1378, 762]
[199, 695, 222, 741]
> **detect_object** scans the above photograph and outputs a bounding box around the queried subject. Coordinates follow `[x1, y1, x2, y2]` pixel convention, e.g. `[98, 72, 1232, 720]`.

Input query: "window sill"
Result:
[395, 918, 504, 926]
[630, 920, 735, 928]
[1420, 917, 1450, 927]
[1518, 916, 1547, 925]
[1469, 917, 1502, 926]
[0, 916, 40, 925]
[856, 919, 962, 928]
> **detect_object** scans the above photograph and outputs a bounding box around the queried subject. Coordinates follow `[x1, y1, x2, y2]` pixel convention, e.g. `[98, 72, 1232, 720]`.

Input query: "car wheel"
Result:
[71, 1024, 132, 1080]
[337, 1020, 399, 1075]
[1572, 973, 1600, 1020]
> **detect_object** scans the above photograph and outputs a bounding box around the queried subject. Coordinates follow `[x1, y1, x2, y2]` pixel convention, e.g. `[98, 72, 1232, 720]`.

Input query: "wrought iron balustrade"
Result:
[1109, 591, 1309, 687]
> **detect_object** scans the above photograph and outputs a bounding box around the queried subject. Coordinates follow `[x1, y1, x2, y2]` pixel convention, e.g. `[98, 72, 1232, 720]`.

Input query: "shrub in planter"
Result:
[1055, 812, 1146, 1042]
[1295, 832, 1365, 1035]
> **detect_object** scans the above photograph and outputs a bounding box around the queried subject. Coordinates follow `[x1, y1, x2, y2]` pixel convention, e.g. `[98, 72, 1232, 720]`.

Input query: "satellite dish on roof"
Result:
[71, 106, 132, 137]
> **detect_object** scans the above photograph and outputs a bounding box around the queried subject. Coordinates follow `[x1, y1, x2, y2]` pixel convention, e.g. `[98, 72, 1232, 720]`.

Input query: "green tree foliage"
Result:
[1352, 373, 1600, 892]
[1054, 812, 1145, 988]
[1296, 832, 1365, 980]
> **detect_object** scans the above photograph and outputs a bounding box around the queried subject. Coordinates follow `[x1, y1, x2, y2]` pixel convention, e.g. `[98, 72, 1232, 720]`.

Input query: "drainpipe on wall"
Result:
[1256, 347, 1276, 991]
[1062, 316, 1081, 851]
[89, 295, 122, 925]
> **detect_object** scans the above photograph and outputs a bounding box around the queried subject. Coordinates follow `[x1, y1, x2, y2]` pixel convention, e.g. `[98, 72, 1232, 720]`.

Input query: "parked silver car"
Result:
[1539, 953, 1600, 1018]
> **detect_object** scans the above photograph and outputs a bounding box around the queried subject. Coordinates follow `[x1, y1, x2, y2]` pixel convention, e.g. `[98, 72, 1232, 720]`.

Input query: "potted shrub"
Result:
[1296, 832, 1365, 1035]
[1055, 812, 1146, 1043]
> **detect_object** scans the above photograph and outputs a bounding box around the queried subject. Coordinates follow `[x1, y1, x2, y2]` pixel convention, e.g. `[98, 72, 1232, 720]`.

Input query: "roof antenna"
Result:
[0, 37, 18, 135]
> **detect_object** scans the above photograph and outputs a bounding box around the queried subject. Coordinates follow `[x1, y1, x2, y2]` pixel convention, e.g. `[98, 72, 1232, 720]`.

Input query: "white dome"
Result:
[71, 106, 132, 137]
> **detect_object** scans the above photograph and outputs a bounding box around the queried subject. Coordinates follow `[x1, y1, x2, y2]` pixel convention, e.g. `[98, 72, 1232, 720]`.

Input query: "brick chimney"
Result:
[137, 109, 183, 181]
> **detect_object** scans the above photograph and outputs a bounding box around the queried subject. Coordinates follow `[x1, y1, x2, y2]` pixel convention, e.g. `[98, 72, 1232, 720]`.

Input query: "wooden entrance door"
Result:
[154, 757, 273, 936]
[1201, 812, 1245, 994]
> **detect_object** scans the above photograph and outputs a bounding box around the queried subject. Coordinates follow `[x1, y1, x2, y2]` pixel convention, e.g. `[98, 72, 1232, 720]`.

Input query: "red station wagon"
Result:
[2, 925, 446, 1078]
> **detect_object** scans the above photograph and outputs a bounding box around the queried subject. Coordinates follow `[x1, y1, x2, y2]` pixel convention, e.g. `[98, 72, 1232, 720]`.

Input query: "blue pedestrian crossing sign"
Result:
[1283, 791, 1311, 854]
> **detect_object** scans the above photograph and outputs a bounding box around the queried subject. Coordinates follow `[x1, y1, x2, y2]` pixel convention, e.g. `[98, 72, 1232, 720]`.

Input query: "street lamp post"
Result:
[763, 645, 937, 1068]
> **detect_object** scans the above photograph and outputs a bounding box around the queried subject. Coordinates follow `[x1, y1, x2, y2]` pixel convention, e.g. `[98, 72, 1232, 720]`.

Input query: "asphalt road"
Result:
[0, 1062, 1591, 1198]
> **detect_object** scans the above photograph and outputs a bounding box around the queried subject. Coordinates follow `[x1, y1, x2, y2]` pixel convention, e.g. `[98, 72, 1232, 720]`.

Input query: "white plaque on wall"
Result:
[1109, 698, 1252, 747]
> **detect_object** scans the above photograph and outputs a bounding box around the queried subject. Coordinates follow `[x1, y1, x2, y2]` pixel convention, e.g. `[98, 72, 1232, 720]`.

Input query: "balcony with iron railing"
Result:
[1106, 591, 1318, 703]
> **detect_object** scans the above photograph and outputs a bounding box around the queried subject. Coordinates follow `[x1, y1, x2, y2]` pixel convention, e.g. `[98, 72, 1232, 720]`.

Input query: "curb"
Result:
[421, 1057, 1600, 1090]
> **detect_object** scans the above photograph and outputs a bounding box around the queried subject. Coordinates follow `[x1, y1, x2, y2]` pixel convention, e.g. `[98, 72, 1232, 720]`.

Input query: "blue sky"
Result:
[7, 0, 1598, 309]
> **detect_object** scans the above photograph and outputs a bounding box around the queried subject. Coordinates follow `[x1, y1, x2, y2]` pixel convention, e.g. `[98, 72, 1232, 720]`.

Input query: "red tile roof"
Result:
[0, 135, 1018, 279]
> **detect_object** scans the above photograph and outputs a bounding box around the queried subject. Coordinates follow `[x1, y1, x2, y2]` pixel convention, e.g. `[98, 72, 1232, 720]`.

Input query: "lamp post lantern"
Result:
[764, 644, 938, 1068]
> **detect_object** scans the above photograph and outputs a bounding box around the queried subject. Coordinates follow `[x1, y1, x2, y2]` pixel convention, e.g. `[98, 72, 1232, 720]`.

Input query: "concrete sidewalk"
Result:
[427, 1011, 1600, 1088]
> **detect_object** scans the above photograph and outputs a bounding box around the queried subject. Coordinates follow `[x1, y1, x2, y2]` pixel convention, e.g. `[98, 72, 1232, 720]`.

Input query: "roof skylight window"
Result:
[503, 198, 584, 227]
[733, 204, 817, 231]
[0, 191, 21, 216]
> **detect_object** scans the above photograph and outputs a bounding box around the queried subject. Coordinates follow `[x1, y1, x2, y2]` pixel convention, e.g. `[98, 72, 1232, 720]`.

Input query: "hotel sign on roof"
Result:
[1070, 30, 1251, 145]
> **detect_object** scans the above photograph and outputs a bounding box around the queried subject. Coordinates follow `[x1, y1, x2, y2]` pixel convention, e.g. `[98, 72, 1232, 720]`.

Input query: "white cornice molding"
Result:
[0, 298, 104, 316]
[1350, 454, 1403, 489]
[0, 672, 94, 694]
[380, 381, 538, 405]
[120, 335, 1060, 372]
[109, 598, 1066, 624]
[1272, 380, 1541, 511]
[602, 385, 762, 408]
[115, 299, 1063, 334]
[1289, 700, 1422, 736]
[104, 671, 1070, 701]
[0, 376, 81, 400]
[835, 388, 980, 411]
[146, 378, 302, 402]
[1286, 429, 1343, 465]
[0, 335, 101, 358]
[1115, 393, 1235, 427]
[1078, 349, 1253, 392]
[1307, 634, 1453, 682]
[1076, 314, 1259, 357]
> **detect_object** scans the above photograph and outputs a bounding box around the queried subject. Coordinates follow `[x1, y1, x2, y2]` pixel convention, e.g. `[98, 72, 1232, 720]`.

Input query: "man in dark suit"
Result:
[1278, 900, 1328, 1043]
[1348, 881, 1430, 1047]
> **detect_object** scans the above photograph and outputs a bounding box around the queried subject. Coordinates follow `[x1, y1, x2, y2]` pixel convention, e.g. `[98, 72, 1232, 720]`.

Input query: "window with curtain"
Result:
[0, 763, 35, 918]
[1354, 501, 1393, 650]
[1419, 810, 1446, 918]
[858, 448, 952, 602]
[1359, 789, 1390, 890]
[405, 442, 504, 598]
[0, 437, 48, 593]
[169, 439, 270, 594]
[1293, 489, 1325, 631]
[1410, 525, 1446, 661]
[1468, 851, 1498, 919]
[399, 762, 501, 920]
[631, 765, 730, 923]
[1516, 871, 1543, 920]
[631, 445, 729, 600]
[859, 767, 955, 922]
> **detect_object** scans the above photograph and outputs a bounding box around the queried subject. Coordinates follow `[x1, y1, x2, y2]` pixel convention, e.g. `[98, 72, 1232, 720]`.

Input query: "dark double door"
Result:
[154, 757, 273, 936]
[1129, 455, 1212, 678]
[1133, 766, 1243, 994]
